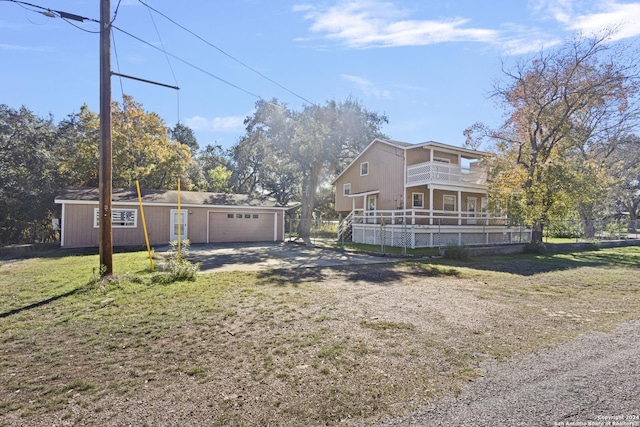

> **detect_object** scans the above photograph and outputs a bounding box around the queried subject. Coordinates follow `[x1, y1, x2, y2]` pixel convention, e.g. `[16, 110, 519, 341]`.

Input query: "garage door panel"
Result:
[209, 212, 274, 243]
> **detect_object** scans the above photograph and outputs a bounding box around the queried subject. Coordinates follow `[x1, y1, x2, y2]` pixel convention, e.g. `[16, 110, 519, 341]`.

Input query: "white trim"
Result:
[346, 189, 380, 198]
[56, 199, 288, 211]
[274, 212, 278, 241]
[60, 203, 66, 247]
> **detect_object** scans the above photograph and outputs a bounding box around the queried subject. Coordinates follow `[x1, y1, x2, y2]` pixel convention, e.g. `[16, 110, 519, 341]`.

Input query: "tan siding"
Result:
[63, 204, 97, 248]
[61, 203, 284, 248]
[334, 141, 405, 215]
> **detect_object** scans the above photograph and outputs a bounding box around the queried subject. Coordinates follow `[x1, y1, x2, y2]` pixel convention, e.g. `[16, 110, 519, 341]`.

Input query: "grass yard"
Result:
[1, 247, 639, 426]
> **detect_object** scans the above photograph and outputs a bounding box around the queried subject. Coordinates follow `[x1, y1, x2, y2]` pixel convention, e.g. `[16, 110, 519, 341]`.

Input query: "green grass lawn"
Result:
[1, 246, 639, 426]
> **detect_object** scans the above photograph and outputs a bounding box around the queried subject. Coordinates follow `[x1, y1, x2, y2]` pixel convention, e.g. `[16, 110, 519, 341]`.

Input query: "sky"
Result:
[2, 0, 640, 151]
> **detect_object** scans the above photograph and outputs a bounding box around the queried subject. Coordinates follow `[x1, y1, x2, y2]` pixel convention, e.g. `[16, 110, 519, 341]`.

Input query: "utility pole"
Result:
[99, 0, 113, 277]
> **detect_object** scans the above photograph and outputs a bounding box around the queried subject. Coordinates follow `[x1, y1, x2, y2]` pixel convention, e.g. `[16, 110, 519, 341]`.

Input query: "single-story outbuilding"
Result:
[55, 187, 291, 248]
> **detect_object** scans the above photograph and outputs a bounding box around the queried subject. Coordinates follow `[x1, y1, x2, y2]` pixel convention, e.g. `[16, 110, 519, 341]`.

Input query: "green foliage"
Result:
[468, 33, 640, 241]
[0, 104, 60, 244]
[153, 239, 200, 283]
[442, 243, 469, 260]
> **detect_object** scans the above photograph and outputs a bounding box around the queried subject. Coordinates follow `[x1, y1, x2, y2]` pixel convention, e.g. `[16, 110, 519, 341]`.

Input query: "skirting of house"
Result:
[350, 223, 532, 248]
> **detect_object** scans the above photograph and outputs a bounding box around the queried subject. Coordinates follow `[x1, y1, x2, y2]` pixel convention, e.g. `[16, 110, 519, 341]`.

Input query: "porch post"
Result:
[429, 186, 433, 225]
[458, 191, 462, 225]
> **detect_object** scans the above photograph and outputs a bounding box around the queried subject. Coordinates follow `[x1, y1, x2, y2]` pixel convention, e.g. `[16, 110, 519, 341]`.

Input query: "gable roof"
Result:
[55, 187, 289, 209]
[332, 138, 486, 184]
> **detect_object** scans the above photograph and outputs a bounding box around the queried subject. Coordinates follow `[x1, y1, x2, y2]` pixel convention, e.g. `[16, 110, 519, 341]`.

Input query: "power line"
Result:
[137, 0, 317, 106]
[112, 24, 266, 101]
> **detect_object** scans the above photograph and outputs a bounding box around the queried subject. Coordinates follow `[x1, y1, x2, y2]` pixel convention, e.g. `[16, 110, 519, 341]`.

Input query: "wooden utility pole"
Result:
[99, 0, 113, 276]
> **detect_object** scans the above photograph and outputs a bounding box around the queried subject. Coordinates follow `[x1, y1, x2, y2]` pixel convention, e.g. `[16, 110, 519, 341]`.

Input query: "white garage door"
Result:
[209, 212, 275, 243]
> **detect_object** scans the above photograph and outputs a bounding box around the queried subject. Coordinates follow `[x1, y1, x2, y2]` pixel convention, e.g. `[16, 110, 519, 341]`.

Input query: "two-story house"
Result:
[333, 138, 530, 248]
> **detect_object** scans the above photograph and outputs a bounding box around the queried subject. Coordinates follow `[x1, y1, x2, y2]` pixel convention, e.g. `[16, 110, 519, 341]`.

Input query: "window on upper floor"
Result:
[360, 161, 369, 176]
[443, 194, 456, 211]
[412, 192, 424, 208]
[343, 183, 351, 196]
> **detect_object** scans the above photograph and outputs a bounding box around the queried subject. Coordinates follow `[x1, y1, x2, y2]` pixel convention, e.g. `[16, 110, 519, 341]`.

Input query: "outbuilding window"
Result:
[343, 183, 351, 196]
[94, 208, 137, 228]
[360, 161, 369, 176]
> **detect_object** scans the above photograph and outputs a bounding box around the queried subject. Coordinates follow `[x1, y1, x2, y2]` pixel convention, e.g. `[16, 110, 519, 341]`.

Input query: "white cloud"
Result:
[568, 1, 640, 40]
[0, 43, 45, 52]
[295, 0, 498, 48]
[341, 74, 392, 99]
[185, 115, 244, 133]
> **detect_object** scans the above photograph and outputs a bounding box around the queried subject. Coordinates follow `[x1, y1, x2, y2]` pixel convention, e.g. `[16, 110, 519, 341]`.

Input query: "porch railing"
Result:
[351, 208, 510, 226]
[406, 161, 486, 186]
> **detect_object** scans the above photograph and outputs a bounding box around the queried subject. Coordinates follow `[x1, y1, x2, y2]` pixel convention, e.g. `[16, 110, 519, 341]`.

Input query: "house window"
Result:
[412, 192, 424, 208]
[236, 214, 243, 218]
[245, 214, 251, 218]
[94, 208, 137, 228]
[227, 213, 234, 219]
[443, 195, 457, 211]
[253, 214, 259, 219]
[343, 183, 351, 196]
[360, 162, 369, 176]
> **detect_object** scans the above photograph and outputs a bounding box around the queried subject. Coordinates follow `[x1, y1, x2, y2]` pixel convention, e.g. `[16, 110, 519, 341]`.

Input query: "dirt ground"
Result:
[2, 255, 639, 426]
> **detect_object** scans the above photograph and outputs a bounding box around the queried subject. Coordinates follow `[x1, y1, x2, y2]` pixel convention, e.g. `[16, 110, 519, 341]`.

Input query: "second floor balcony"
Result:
[406, 161, 486, 187]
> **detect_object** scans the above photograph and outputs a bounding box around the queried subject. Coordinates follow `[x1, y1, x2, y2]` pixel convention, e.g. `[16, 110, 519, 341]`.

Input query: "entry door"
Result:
[366, 195, 377, 223]
[170, 209, 188, 242]
[467, 198, 477, 225]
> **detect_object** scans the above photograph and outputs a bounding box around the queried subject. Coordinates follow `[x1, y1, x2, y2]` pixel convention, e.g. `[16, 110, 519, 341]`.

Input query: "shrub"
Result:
[153, 239, 199, 283]
[442, 243, 469, 260]
[524, 241, 546, 254]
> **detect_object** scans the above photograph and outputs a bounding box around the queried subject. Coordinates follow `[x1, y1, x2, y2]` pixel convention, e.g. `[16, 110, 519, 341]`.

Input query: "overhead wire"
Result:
[145, 4, 181, 123]
[3, 0, 299, 110]
[137, 0, 317, 106]
[112, 24, 266, 102]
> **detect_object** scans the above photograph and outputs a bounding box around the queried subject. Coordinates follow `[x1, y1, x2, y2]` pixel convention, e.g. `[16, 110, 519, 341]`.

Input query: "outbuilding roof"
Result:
[55, 187, 289, 209]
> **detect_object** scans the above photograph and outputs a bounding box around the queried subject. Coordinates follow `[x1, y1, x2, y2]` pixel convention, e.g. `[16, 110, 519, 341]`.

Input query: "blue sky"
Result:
[2, 0, 640, 150]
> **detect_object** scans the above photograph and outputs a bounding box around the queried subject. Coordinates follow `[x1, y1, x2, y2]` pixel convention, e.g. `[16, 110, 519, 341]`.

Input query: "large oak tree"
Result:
[466, 32, 640, 242]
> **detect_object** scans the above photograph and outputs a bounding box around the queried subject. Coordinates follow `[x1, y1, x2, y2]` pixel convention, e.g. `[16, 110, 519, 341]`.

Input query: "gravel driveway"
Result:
[373, 319, 640, 427]
[173, 241, 399, 272]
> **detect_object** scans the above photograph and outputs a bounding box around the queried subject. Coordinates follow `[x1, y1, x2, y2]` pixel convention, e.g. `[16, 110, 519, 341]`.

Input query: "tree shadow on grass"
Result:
[0, 285, 91, 319]
[255, 262, 461, 286]
[444, 248, 640, 276]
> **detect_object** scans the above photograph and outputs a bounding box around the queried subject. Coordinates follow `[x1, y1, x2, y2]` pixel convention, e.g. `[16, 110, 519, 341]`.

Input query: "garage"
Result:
[208, 211, 278, 243]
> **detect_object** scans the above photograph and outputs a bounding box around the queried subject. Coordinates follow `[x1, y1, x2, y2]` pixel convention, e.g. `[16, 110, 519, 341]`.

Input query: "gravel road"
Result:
[373, 319, 640, 427]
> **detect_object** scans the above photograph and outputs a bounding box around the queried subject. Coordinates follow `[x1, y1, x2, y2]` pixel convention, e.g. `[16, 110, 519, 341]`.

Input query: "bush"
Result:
[524, 241, 546, 254]
[442, 243, 469, 260]
[153, 239, 199, 283]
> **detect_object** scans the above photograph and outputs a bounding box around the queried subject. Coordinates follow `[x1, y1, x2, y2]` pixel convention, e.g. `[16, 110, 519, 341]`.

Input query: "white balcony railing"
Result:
[350, 208, 509, 227]
[406, 161, 486, 186]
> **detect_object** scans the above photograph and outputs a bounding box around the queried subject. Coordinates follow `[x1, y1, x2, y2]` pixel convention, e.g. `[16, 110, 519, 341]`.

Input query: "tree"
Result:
[111, 95, 194, 189]
[466, 32, 640, 242]
[56, 105, 100, 187]
[609, 135, 640, 231]
[239, 98, 388, 242]
[169, 122, 199, 153]
[194, 144, 234, 192]
[0, 105, 59, 244]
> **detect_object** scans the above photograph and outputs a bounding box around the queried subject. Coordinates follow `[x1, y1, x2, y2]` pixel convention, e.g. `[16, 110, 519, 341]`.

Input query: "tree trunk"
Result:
[579, 209, 596, 239]
[296, 161, 321, 244]
[531, 221, 544, 243]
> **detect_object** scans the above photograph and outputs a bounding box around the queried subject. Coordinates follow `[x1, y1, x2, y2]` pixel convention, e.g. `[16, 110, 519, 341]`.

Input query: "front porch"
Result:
[339, 209, 531, 248]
